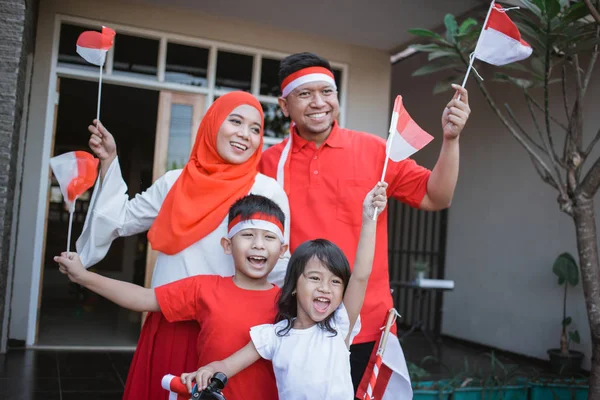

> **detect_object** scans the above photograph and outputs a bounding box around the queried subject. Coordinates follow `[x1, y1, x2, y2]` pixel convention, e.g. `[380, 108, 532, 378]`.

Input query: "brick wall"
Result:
[0, 0, 38, 351]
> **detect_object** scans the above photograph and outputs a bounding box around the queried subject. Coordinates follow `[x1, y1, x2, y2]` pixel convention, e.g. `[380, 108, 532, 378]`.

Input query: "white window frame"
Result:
[54, 14, 348, 146]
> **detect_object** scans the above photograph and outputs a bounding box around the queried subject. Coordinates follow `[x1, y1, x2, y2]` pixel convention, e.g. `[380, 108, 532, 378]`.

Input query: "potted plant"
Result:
[413, 260, 430, 282]
[409, 360, 453, 400]
[547, 252, 585, 375]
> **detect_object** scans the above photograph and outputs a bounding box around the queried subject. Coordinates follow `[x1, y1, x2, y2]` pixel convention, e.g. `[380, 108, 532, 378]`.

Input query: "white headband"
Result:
[280, 66, 337, 98]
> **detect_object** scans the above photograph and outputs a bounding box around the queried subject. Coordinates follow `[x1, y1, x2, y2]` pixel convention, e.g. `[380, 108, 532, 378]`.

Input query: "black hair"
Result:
[228, 194, 285, 228]
[275, 239, 351, 336]
[278, 52, 333, 86]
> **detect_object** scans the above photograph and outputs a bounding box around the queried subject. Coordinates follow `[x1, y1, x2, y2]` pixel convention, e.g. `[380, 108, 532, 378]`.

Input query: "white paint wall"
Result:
[9, 0, 392, 343]
[392, 52, 600, 370]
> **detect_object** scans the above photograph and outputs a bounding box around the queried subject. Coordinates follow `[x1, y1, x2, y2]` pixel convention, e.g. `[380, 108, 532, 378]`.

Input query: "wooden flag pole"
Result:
[373, 105, 401, 220]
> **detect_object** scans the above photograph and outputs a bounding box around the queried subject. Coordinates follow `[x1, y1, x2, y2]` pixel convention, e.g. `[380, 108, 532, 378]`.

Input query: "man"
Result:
[259, 52, 469, 398]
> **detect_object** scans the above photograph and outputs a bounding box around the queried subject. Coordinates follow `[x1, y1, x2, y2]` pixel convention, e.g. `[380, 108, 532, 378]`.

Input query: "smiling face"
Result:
[278, 81, 339, 140]
[215, 104, 263, 164]
[221, 228, 288, 287]
[293, 256, 345, 328]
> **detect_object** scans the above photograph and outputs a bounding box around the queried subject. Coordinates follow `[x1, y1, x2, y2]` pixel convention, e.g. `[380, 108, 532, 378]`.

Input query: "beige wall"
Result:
[392, 51, 600, 370]
[9, 0, 392, 342]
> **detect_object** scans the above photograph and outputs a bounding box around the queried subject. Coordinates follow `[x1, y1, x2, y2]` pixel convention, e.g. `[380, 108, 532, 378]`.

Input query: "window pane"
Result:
[333, 68, 343, 100]
[215, 51, 253, 92]
[166, 104, 193, 171]
[262, 102, 289, 139]
[113, 34, 159, 79]
[58, 23, 103, 72]
[165, 42, 209, 87]
[260, 57, 281, 96]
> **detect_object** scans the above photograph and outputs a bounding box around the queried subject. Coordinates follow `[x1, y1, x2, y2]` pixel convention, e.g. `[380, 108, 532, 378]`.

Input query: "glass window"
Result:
[332, 68, 343, 100]
[166, 104, 193, 171]
[215, 51, 253, 92]
[165, 42, 209, 87]
[58, 23, 103, 72]
[113, 34, 159, 79]
[262, 102, 289, 139]
[260, 57, 281, 96]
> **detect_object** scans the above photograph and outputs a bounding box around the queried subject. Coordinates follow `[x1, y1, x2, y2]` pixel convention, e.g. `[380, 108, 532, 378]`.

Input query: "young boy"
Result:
[55, 194, 288, 400]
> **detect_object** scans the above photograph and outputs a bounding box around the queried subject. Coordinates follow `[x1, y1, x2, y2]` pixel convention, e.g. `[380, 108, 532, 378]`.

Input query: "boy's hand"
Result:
[54, 253, 88, 284]
[88, 120, 117, 163]
[363, 182, 388, 220]
[441, 84, 470, 140]
[181, 363, 218, 393]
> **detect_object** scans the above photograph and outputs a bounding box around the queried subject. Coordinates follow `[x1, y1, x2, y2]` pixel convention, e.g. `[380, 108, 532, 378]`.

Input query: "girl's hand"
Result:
[441, 85, 470, 140]
[88, 120, 117, 162]
[363, 181, 388, 220]
[54, 253, 88, 284]
[181, 363, 218, 393]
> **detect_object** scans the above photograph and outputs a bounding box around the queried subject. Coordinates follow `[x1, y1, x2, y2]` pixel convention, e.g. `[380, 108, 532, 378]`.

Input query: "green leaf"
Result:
[412, 61, 462, 77]
[530, 57, 546, 76]
[444, 14, 459, 44]
[545, 0, 561, 19]
[493, 73, 533, 89]
[408, 28, 443, 40]
[499, 62, 532, 73]
[564, 37, 600, 57]
[409, 43, 445, 53]
[428, 50, 461, 61]
[569, 330, 581, 344]
[562, 316, 572, 327]
[433, 76, 462, 94]
[521, 0, 544, 18]
[561, 2, 590, 24]
[458, 18, 478, 35]
[552, 252, 579, 286]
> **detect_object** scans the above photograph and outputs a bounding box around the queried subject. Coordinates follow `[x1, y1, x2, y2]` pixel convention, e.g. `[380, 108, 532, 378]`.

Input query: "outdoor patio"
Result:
[0, 332, 570, 400]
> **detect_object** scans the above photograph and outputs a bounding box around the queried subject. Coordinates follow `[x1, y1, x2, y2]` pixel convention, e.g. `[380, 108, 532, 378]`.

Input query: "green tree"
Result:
[408, 0, 600, 396]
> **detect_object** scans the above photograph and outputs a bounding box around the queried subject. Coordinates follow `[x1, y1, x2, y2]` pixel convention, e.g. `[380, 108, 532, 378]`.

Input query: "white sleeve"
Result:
[335, 304, 362, 345]
[75, 157, 178, 268]
[249, 324, 277, 360]
[266, 183, 290, 288]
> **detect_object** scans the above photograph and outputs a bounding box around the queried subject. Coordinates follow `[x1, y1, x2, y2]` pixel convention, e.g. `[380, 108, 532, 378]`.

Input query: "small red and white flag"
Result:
[49, 151, 99, 209]
[161, 374, 190, 400]
[359, 309, 412, 400]
[76, 26, 116, 66]
[473, 2, 532, 66]
[387, 95, 433, 162]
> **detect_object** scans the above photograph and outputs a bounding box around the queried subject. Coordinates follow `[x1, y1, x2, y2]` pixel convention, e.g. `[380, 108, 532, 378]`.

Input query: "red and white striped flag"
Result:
[359, 310, 412, 400]
[49, 151, 99, 209]
[161, 374, 190, 400]
[473, 2, 532, 66]
[387, 95, 433, 162]
[76, 26, 116, 66]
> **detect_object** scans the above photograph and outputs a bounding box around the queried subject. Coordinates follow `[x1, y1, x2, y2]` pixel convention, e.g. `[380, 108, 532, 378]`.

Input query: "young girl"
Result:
[181, 181, 388, 399]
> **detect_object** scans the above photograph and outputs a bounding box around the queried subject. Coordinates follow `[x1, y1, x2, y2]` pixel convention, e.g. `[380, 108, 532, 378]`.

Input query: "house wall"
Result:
[392, 51, 600, 370]
[8, 0, 393, 343]
[0, 0, 39, 352]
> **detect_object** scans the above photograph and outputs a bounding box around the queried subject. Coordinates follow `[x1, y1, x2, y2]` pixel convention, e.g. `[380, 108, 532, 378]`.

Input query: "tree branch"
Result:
[579, 156, 600, 198]
[582, 23, 600, 99]
[584, 0, 600, 25]
[505, 103, 547, 154]
[562, 66, 571, 127]
[585, 127, 600, 156]
[530, 153, 559, 190]
[525, 92, 569, 131]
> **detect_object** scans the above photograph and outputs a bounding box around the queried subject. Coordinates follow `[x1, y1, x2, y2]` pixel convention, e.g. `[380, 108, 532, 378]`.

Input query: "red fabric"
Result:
[357, 341, 393, 399]
[155, 275, 280, 400]
[148, 91, 264, 255]
[486, 3, 531, 47]
[123, 312, 199, 400]
[259, 122, 431, 343]
[68, 151, 98, 202]
[76, 27, 115, 50]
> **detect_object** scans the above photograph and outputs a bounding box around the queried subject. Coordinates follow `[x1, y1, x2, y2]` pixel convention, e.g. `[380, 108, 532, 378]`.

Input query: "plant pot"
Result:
[529, 378, 588, 400]
[547, 348, 585, 375]
[452, 384, 528, 400]
[412, 380, 452, 400]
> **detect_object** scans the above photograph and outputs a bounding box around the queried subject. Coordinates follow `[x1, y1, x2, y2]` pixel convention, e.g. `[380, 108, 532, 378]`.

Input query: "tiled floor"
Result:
[0, 333, 570, 400]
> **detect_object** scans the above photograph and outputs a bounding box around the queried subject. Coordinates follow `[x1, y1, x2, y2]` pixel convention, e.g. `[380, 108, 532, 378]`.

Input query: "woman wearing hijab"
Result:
[76, 91, 290, 400]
